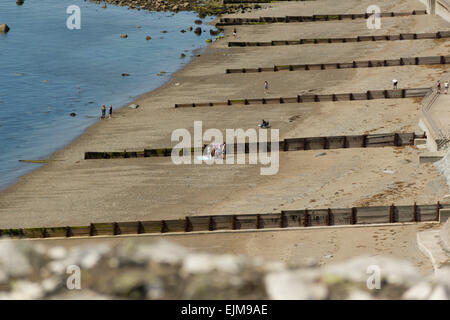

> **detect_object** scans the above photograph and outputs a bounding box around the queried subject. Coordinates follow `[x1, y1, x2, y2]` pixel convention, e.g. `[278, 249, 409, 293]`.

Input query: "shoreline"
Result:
[0, 14, 222, 194]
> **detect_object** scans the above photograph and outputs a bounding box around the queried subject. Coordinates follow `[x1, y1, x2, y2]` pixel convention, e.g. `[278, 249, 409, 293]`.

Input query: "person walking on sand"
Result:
[264, 80, 269, 94]
[108, 105, 113, 118]
[392, 79, 398, 90]
[437, 80, 441, 94]
[233, 28, 237, 38]
[101, 104, 106, 119]
[445, 81, 449, 94]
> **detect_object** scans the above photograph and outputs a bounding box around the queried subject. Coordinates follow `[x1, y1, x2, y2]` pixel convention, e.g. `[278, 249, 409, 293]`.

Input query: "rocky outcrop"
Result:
[88, 0, 260, 16]
[0, 239, 449, 299]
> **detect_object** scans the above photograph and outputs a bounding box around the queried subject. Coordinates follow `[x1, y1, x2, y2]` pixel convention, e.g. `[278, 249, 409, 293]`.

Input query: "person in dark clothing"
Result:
[108, 105, 113, 118]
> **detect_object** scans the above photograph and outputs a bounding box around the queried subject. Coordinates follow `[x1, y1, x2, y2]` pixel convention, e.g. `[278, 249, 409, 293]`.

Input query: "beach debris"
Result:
[314, 152, 327, 157]
[156, 71, 167, 76]
[194, 27, 202, 35]
[0, 24, 10, 33]
[121, 73, 130, 77]
[194, 19, 202, 25]
[383, 169, 396, 174]
[19, 160, 49, 164]
[120, 34, 128, 38]
[128, 104, 139, 109]
[70, 112, 77, 117]
[175, 83, 180, 86]
[205, 39, 212, 43]
[145, 36, 151, 40]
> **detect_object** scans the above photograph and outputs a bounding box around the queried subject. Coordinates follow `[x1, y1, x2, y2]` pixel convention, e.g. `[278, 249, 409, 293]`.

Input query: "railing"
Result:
[421, 86, 449, 150]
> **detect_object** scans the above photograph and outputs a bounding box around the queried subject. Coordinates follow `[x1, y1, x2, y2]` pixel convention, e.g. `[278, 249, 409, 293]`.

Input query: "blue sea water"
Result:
[0, 0, 216, 191]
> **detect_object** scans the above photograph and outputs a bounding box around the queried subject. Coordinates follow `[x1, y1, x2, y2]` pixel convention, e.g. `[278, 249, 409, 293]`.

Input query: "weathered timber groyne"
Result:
[216, 10, 427, 26]
[0, 202, 446, 239]
[174, 87, 431, 108]
[226, 55, 450, 74]
[84, 132, 425, 160]
[227, 31, 450, 47]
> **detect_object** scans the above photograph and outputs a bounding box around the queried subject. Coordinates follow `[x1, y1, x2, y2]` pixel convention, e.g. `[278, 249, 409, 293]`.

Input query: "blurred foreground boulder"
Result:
[0, 238, 449, 300]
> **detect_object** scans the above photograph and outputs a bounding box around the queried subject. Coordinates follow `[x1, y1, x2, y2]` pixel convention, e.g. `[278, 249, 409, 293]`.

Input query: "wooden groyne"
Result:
[84, 132, 424, 160]
[225, 55, 450, 74]
[216, 10, 427, 26]
[228, 31, 450, 47]
[0, 202, 445, 239]
[174, 87, 431, 108]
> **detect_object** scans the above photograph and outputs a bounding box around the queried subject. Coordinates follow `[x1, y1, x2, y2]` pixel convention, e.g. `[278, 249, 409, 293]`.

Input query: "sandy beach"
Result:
[1, 0, 449, 270]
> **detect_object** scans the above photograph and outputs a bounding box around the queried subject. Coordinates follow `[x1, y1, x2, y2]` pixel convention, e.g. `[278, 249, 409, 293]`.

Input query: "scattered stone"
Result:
[180, 29, 186, 33]
[145, 36, 151, 40]
[69, 112, 76, 117]
[180, 53, 186, 58]
[136, 25, 141, 29]
[120, 34, 128, 38]
[194, 19, 202, 25]
[187, 26, 193, 31]
[16, 0, 25, 5]
[161, 30, 167, 33]
[101, 4, 107, 8]
[193, 27, 202, 35]
[0, 24, 10, 33]
[121, 73, 130, 77]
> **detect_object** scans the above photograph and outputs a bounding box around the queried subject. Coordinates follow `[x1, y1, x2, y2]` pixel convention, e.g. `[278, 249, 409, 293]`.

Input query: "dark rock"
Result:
[145, 36, 151, 40]
[16, 0, 25, 5]
[0, 24, 10, 33]
[180, 53, 186, 58]
[209, 29, 220, 36]
[180, 29, 186, 33]
[193, 27, 202, 35]
[70, 113, 76, 117]
[161, 30, 167, 33]
[194, 20, 202, 25]
[187, 26, 193, 31]
[120, 34, 128, 38]
[121, 73, 130, 77]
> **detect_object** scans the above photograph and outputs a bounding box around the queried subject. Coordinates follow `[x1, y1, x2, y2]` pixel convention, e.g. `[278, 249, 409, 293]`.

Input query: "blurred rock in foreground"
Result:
[0, 238, 449, 300]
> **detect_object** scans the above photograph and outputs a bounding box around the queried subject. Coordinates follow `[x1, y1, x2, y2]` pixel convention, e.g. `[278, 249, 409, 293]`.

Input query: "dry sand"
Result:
[1, 0, 449, 269]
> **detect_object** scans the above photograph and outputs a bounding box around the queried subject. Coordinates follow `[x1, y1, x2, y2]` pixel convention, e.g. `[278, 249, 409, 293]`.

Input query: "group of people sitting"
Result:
[205, 143, 226, 159]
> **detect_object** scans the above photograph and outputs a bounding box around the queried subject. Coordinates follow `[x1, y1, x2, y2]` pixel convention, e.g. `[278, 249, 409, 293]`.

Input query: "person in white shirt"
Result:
[445, 81, 449, 94]
[392, 79, 398, 90]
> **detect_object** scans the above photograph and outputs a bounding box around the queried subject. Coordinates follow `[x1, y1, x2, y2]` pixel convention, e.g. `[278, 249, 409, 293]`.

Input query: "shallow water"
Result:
[0, 0, 216, 190]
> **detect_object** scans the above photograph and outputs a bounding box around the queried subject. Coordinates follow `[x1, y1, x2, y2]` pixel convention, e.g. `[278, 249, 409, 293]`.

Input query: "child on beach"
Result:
[445, 81, 449, 94]
[264, 81, 269, 94]
[437, 80, 441, 93]
[233, 28, 237, 38]
[101, 105, 106, 118]
[108, 105, 113, 118]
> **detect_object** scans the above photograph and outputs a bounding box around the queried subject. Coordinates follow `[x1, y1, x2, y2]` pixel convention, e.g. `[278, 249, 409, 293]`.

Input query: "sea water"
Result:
[0, 0, 217, 190]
